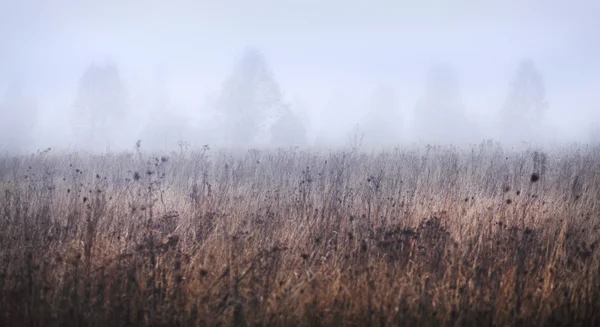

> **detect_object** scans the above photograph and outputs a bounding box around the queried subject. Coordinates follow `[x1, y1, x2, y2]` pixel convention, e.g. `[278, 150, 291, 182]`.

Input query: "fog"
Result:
[1, 0, 599, 153]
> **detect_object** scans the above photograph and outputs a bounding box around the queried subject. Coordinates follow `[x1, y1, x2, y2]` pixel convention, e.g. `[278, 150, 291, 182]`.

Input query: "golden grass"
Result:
[0, 143, 599, 326]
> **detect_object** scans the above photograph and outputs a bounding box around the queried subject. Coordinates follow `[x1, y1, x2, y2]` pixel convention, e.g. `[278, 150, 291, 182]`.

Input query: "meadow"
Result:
[0, 143, 599, 326]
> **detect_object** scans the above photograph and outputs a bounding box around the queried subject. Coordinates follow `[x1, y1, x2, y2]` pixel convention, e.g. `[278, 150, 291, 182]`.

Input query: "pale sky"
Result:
[1, 0, 599, 147]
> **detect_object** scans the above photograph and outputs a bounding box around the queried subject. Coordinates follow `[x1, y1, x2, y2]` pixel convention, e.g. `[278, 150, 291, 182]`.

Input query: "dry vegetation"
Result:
[1, 143, 599, 326]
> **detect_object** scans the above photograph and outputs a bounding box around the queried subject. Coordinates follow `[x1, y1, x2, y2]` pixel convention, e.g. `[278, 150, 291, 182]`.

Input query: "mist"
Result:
[1, 0, 599, 153]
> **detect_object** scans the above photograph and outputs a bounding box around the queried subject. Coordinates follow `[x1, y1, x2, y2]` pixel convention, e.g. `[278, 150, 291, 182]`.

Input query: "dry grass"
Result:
[0, 143, 599, 326]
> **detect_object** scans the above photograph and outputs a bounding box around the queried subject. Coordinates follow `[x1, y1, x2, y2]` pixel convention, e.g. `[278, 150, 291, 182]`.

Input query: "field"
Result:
[0, 143, 599, 326]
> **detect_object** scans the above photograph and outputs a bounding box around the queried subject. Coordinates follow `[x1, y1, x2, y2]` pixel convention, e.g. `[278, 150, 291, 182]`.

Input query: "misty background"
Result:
[1, 0, 599, 153]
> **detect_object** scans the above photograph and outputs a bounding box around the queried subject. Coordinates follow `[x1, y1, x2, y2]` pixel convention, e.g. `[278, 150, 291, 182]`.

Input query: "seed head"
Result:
[530, 173, 540, 182]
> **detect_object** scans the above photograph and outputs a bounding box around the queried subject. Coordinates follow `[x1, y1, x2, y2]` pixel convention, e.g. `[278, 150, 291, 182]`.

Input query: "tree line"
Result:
[0, 48, 552, 152]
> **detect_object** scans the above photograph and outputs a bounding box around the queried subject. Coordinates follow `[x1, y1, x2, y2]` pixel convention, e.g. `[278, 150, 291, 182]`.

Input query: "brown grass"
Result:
[0, 143, 599, 326]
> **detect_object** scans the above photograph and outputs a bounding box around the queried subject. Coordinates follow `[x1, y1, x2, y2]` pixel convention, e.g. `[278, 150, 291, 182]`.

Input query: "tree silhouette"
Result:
[414, 64, 474, 144]
[501, 59, 548, 142]
[362, 85, 402, 147]
[0, 82, 37, 152]
[138, 64, 191, 151]
[216, 48, 285, 146]
[72, 61, 128, 149]
[270, 103, 307, 147]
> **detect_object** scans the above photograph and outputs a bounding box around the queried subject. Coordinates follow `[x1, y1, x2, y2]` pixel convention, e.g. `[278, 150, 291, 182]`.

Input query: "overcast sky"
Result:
[1, 0, 599, 146]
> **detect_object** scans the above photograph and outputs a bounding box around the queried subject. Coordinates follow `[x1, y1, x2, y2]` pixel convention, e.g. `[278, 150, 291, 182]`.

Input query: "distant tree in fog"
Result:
[216, 47, 286, 146]
[362, 85, 402, 147]
[270, 103, 307, 147]
[414, 64, 476, 144]
[0, 82, 37, 152]
[501, 59, 548, 141]
[138, 64, 194, 150]
[72, 61, 128, 149]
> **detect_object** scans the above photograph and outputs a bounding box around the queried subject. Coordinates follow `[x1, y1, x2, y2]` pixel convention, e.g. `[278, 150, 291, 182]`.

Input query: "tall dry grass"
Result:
[0, 143, 599, 326]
